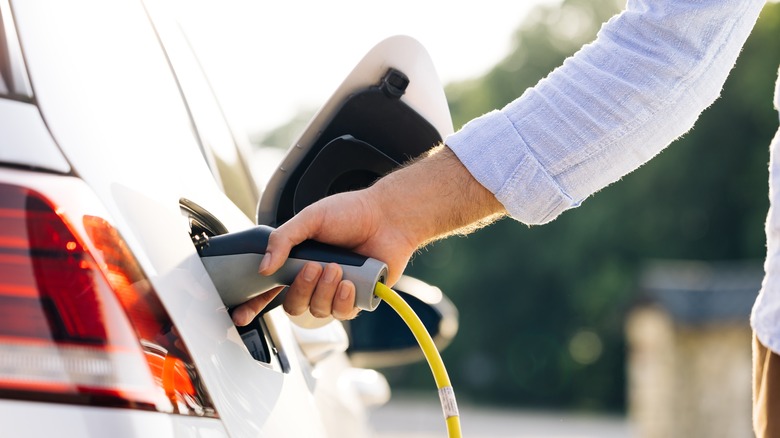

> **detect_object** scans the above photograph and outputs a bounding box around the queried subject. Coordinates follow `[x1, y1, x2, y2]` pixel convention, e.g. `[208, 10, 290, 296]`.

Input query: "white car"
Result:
[0, 0, 457, 436]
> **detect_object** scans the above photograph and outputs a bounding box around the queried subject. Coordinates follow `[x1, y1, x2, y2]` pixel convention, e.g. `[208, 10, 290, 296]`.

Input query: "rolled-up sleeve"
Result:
[446, 0, 766, 225]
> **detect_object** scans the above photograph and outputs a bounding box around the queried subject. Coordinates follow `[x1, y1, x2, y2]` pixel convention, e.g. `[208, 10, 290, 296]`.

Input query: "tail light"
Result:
[0, 182, 216, 417]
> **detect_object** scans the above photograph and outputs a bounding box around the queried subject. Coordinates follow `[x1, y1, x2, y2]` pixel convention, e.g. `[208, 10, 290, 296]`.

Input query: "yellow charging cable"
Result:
[373, 282, 462, 438]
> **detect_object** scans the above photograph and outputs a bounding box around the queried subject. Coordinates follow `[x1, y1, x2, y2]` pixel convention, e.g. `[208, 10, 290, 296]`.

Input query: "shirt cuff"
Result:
[445, 110, 574, 225]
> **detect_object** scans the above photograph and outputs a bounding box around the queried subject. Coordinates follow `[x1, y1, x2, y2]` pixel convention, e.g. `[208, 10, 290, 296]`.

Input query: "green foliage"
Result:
[389, 0, 780, 412]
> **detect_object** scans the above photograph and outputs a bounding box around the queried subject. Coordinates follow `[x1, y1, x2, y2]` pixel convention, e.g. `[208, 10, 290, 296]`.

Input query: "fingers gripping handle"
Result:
[198, 226, 387, 311]
[200, 254, 387, 310]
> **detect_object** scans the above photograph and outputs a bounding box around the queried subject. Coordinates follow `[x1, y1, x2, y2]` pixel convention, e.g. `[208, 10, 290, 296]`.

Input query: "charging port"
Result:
[180, 198, 227, 243]
[180, 198, 285, 369]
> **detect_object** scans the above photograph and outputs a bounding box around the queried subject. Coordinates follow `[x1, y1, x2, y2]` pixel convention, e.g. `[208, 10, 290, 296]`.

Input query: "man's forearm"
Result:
[370, 145, 507, 249]
[446, 0, 765, 225]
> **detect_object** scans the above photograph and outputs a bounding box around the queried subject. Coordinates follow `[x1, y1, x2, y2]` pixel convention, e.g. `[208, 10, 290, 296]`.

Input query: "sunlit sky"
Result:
[178, 0, 559, 138]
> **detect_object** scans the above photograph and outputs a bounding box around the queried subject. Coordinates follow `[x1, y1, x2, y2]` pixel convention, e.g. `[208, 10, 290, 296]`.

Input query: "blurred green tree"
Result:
[390, 0, 780, 412]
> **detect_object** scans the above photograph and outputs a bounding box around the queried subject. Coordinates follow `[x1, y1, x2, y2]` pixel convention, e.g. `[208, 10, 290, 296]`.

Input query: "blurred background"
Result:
[187, 0, 780, 436]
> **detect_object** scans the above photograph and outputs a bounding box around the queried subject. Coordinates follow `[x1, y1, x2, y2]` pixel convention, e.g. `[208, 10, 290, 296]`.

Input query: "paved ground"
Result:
[369, 394, 635, 438]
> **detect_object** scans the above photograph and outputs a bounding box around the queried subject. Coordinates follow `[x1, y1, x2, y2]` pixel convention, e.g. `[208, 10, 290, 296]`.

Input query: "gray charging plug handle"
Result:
[199, 226, 387, 311]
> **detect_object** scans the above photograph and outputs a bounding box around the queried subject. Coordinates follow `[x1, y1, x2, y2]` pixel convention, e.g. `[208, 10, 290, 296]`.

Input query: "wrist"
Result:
[370, 144, 506, 249]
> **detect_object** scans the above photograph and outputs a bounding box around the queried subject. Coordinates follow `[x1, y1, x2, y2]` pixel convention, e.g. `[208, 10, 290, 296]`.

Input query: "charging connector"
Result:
[199, 225, 387, 311]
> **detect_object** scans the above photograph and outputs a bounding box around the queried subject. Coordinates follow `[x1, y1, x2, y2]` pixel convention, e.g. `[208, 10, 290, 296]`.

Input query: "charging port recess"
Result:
[180, 198, 286, 370]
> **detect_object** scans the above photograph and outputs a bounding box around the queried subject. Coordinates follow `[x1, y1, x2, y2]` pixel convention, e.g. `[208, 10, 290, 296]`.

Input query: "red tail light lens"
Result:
[0, 183, 216, 417]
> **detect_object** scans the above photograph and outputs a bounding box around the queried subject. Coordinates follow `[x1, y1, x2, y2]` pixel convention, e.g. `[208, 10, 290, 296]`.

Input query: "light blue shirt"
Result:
[445, 0, 780, 350]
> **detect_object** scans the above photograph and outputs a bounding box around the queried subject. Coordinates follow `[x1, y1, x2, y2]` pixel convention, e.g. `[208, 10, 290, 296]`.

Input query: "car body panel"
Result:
[0, 399, 229, 437]
[142, 0, 260, 219]
[0, 99, 69, 173]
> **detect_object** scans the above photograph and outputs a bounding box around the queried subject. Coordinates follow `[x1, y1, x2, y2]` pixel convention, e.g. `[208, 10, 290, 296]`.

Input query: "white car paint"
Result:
[0, 99, 70, 173]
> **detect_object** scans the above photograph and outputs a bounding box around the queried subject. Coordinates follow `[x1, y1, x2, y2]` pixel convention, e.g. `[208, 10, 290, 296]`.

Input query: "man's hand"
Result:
[231, 145, 506, 326]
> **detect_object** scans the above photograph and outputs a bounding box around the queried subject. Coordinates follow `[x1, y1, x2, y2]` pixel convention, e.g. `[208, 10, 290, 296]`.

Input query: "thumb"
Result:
[259, 212, 319, 275]
[258, 230, 293, 276]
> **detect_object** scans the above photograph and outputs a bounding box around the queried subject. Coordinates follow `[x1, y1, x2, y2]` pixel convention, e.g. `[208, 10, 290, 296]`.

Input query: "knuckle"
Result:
[266, 230, 281, 248]
[309, 307, 329, 319]
[283, 302, 305, 316]
[331, 302, 352, 321]
[332, 306, 353, 321]
[288, 281, 313, 298]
